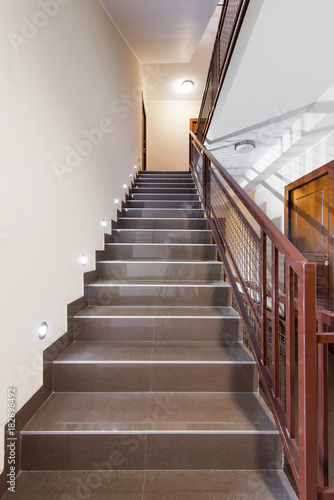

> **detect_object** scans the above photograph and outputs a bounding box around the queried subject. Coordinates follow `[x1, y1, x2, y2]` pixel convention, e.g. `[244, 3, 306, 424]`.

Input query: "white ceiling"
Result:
[206, 0, 334, 192]
[99, 0, 217, 64]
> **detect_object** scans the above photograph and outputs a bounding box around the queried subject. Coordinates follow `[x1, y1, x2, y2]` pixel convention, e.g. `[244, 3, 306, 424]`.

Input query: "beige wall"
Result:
[0, 0, 143, 471]
[146, 101, 200, 171]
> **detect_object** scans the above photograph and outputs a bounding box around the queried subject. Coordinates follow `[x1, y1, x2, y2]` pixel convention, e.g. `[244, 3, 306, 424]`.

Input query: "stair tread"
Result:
[54, 341, 253, 363]
[75, 305, 239, 318]
[3, 470, 297, 500]
[90, 279, 228, 286]
[22, 392, 276, 433]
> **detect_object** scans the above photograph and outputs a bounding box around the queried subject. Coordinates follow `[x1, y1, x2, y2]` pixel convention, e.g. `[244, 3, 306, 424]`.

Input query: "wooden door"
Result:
[285, 162, 334, 311]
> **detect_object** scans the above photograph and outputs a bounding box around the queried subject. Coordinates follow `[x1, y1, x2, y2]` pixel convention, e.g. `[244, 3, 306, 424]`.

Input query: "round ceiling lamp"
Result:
[234, 140, 256, 152]
[181, 80, 194, 90]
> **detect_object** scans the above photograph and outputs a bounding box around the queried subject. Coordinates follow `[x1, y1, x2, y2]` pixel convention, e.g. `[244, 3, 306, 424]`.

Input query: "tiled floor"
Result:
[3, 470, 297, 499]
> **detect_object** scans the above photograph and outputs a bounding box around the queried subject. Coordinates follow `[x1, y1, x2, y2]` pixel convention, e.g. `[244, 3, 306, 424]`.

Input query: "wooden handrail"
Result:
[196, 0, 251, 142]
[190, 131, 308, 269]
[189, 131, 322, 500]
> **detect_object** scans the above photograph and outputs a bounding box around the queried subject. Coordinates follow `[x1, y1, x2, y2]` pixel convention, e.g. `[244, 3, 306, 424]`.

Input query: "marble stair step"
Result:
[87, 280, 229, 307]
[131, 187, 198, 194]
[97, 260, 222, 280]
[128, 193, 200, 200]
[110, 229, 212, 243]
[71, 306, 241, 342]
[113, 218, 208, 230]
[135, 181, 195, 187]
[52, 343, 257, 393]
[136, 178, 194, 184]
[104, 243, 216, 260]
[20, 392, 281, 471]
[121, 208, 204, 218]
[3, 470, 297, 500]
[124, 200, 202, 209]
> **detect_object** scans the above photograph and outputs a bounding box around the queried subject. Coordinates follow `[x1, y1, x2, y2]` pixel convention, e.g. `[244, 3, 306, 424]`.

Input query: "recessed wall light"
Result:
[134, 165, 137, 170]
[123, 183, 127, 189]
[38, 322, 48, 340]
[80, 254, 87, 266]
[234, 140, 256, 152]
[181, 80, 194, 90]
[114, 198, 119, 205]
[129, 173, 133, 178]
[101, 219, 107, 229]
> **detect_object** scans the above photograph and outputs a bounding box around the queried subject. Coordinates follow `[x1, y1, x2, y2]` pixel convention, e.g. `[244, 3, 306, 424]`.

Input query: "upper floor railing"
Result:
[189, 131, 334, 500]
[195, 0, 250, 142]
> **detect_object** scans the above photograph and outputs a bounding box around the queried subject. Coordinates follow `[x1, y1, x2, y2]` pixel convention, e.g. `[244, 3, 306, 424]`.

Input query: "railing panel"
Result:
[196, 0, 250, 141]
[189, 131, 320, 499]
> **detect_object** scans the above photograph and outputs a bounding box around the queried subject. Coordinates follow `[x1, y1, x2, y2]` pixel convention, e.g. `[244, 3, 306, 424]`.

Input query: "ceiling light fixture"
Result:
[234, 140, 256, 152]
[181, 80, 194, 90]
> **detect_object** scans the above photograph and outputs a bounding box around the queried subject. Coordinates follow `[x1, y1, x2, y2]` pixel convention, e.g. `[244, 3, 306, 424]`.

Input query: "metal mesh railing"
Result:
[210, 168, 262, 330]
[196, 0, 250, 141]
[189, 130, 318, 499]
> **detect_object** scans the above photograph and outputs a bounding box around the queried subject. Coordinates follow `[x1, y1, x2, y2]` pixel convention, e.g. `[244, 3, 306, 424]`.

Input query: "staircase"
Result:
[7, 171, 297, 499]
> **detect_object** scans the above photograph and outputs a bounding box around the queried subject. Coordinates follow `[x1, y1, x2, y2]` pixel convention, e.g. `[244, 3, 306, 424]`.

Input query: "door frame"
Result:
[284, 160, 334, 311]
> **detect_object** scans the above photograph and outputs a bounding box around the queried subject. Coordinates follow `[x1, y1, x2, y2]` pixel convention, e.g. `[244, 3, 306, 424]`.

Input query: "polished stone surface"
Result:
[114, 218, 209, 229]
[55, 341, 253, 363]
[2, 470, 297, 499]
[97, 261, 222, 281]
[122, 208, 205, 218]
[71, 314, 241, 342]
[75, 305, 238, 318]
[105, 243, 216, 260]
[125, 200, 202, 208]
[22, 392, 275, 433]
[16, 170, 296, 495]
[111, 228, 212, 243]
[88, 281, 229, 307]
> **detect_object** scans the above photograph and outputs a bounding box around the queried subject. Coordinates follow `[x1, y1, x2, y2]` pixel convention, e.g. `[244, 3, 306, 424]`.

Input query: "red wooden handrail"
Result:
[196, 0, 250, 142]
[189, 131, 324, 500]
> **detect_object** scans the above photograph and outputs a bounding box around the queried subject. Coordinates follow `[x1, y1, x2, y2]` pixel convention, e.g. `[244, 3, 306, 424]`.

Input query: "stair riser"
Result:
[88, 285, 229, 307]
[21, 433, 281, 471]
[122, 209, 204, 218]
[53, 363, 257, 392]
[136, 179, 194, 184]
[124, 201, 202, 209]
[113, 219, 208, 230]
[129, 194, 200, 201]
[105, 244, 216, 261]
[70, 317, 242, 342]
[132, 188, 198, 194]
[135, 182, 195, 188]
[97, 262, 222, 281]
[110, 230, 212, 244]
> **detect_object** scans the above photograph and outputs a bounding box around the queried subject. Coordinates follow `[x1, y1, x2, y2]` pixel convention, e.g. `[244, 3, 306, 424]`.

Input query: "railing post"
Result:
[318, 316, 329, 487]
[203, 154, 211, 214]
[298, 262, 317, 500]
[271, 245, 280, 398]
[261, 231, 267, 366]
[285, 263, 295, 439]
